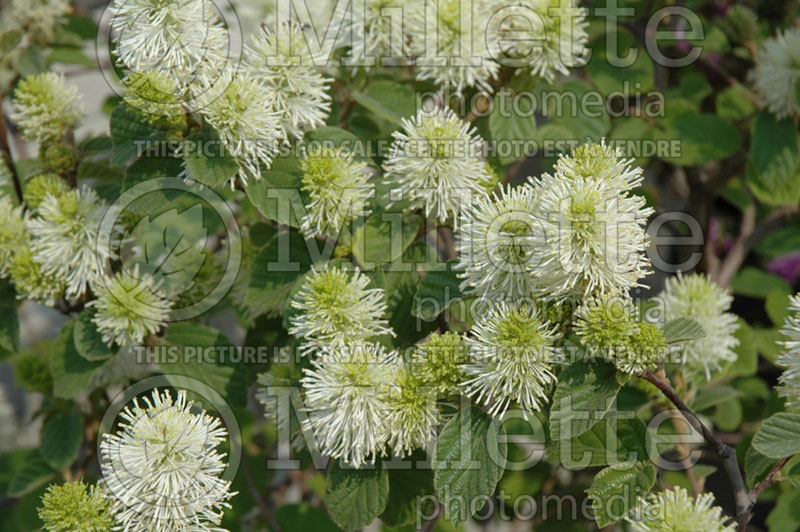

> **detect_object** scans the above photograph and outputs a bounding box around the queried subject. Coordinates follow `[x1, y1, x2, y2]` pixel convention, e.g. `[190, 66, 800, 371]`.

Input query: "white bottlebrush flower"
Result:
[10, 73, 83, 144]
[628, 486, 734, 532]
[288, 266, 393, 354]
[299, 146, 372, 238]
[0, 194, 27, 276]
[456, 183, 544, 302]
[343, 0, 409, 68]
[387, 366, 438, 456]
[463, 302, 559, 418]
[27, 187, 115, 300]
[89, 267, 173, 346]
[195, 70, 282, 184]
[661, 273, 739, 380]
[408, 0, 499, 92]
[99, 389, 235, 532]
[110, 0, 229, 89]
[2, 0, 71, 45]
[383, 107, 490, 224]
[301, 341, 399, 468]
[245, 23, 332, 141]
[486, 0, 588, 82]
[531, 143, 653, 300]
[553, 140, 644, 189]
[777, 293, 800, 409]
[749, 28, 800, 119]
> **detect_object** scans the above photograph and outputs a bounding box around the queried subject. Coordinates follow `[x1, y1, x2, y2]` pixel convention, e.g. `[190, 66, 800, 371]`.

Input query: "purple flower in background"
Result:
[769, 253, 800, 285]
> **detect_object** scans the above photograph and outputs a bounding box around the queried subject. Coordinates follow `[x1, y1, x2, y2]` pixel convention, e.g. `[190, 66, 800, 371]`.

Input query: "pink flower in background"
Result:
[769, 253, 800, 285]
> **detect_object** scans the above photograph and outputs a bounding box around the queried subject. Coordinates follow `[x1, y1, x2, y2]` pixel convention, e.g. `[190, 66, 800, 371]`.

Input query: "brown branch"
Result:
[743, 455, 792, 517]
[715, 204, 800, 287]
[421, 503, 443, 532]
[0, 97, 23, 205]
[638, 371, 750, 530]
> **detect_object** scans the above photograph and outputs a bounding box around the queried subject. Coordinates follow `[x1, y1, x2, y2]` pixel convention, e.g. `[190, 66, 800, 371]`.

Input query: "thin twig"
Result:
[744, 455, 792, 513]
[421, 503, 443, 532]
[638, 371, 750, 530]
[0, 97, 24, 205]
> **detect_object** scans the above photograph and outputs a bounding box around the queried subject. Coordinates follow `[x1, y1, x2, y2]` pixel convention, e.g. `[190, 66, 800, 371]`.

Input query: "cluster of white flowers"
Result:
[99, 389, 236, 532]
[628, 487, 734, 532]
[777, 293, 800, 409]
[661, 272, 739, 380]
[750, 27, 800, 119]
[458, 141, 652, 303]
[0, 0, 71, 45]
[10, 73, 83, 144]
[384, 107, 491, 225]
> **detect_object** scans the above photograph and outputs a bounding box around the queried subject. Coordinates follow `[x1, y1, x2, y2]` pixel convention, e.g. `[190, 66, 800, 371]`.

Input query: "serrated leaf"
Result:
[351, 212, 420, 268]
[352, 80, 416, 126]
[745, 444, 779, 489]
[245, 231, 313, 317]
[110, 104, 169, 166]
[587, 463, 656, 527]
[488, 90, 537, 165]
[752, 413, 800, 459]
[73, 309, 112, 361]
[243, 171, 305, 228]
[121, 204, 209, 301]
[324, 461, 389, 532]
[547, 417, 648, 469]
[50, 322, 106, 399]
[7, 453, 56, 497]
[411, 260, 464, 320]
[379, 451, 436, 528]
[662, 317, 706, 343]
[550, 361, 621, 441]
[433, 407, 506, 527]
[160, 322, 247, 407]
[40, 412, 82, 471]
[653, 113, 740, 166]
[183, 123, 239, 187]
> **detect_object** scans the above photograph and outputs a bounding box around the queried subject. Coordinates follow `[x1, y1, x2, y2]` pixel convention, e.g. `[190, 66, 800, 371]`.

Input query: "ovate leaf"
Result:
[587, 463, 656, 527]
[662, 317, 705, 343]
[324, 461, 389, 532]
[752, 413, 800, 459]
[550, 361, 621, 441]
[40, 412, 82, 471]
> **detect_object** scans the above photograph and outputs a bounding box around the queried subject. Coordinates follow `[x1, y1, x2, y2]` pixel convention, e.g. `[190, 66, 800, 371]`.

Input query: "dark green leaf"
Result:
[73, 309, 112, 361]
[351, 212, 420, 267]
[379, 452, 435, 527]
[653, 113, 740, 166]
[244, 171, 304, 228]
[325, 461, 389, 532]
[662, 317, 705, 343]
[0, 281, 19, 356]
[110, 104, 169, 166]
[547, 417, 648, 469]
[411, 260, 464, 320]
[550, 361, 621, 441]
[184, 123, 239, 187]
[747, 112, 800, 207]
[40, 412, 82, 471]
[50, 322, 106, 399]
[587, 463, 656, 527]
[732, 267, 791, 298]
[245, 231, 313, 316]
[6, 453, 56, 497]
[488, 90, 536, 165]
[352, 80, 417, 125]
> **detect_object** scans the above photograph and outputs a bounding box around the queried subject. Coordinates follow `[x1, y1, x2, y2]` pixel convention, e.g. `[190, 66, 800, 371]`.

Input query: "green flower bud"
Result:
[38, 482, 113, 532]
[24, 173, 69, 210]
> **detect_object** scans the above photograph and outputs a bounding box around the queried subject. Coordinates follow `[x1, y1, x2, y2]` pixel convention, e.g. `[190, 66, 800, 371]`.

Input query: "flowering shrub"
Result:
[0, 0, 799, 531]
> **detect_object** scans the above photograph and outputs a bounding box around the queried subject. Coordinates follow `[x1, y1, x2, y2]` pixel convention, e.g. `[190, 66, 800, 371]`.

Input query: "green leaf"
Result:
[161, 322, 247, 407]
[123, 155, 184, 192]
[0, 30, 23, 53]
[713, 397, 743, 432]
[542, 80, 610, 142]
[411, 260, 464, 320]
[6, 453, 56, 497]
[40, 412, 82, 471]
[752, 413, 800, 459]
[304, 127, 373, 164]
[653, 113, 740, 166]
[550, 361, 621, 441]
[488, 90, 536, 165]
[716, 85, 756, 122]
[547, 417, 648, 469]
[275, 503, 339, 532]
[351, 212, 420, 267]
[724, 318, 757, 378]
[765, 489, 800, 532]
[324, 461, 389, 532]
[585, 31, 654, 96]
[732, 267, 791, 298]
[244, 171, 305, 228]
[352, 80, 417, 125]
[110, 104, 169, 166]
[0, 281, 19, 356]
[745, 445, 780, 489]
[245, 231, 313, 316]
[690, 385, 742, 412]
[50, 322, 106, 399]
[48, 47, 93, 66]
[747, 111, 800, 207]
[586, 463, 656, 527]
[379, 452, 436, 527]
[662, 317, 706, 343]
[755, 222, 800, 258]
[73, 309, 112, 361]
[766, 289, 792, 327]
[183, 123, 239, 187]
[433, 407, 506, 527]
